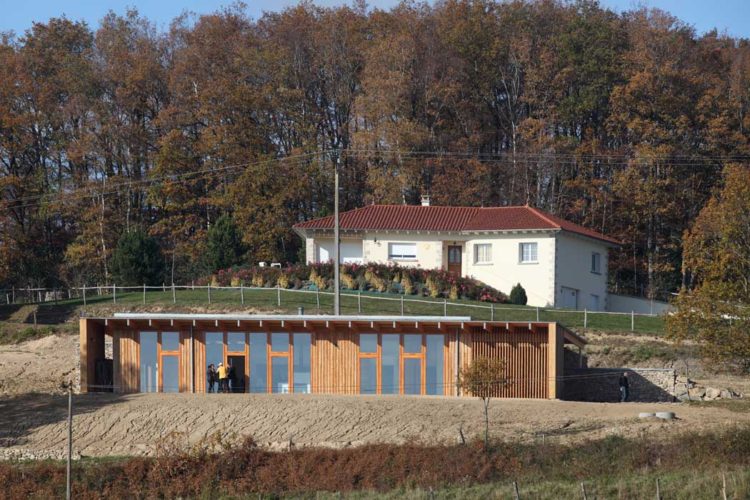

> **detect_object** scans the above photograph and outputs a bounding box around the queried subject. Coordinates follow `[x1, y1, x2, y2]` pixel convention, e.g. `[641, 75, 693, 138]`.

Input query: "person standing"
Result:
[228, 362, 236, 393]
[217, 362, 229, 393]
[619, 372, 629, 402]
[207, 364, 218, 393]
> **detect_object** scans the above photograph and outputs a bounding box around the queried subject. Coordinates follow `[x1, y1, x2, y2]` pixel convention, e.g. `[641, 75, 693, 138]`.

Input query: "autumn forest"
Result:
[2, 0, 750, 300]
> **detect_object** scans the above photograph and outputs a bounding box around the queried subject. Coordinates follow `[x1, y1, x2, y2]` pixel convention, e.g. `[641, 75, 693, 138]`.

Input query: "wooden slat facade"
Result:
[81, 317, 579, 399]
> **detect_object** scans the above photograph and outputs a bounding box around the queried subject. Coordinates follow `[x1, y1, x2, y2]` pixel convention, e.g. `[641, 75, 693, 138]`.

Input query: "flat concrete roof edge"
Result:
[107, 313, 473, 322]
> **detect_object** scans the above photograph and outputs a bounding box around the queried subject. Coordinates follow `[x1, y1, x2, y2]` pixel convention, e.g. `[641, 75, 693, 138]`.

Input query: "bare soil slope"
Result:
[1, 392, 748, 459]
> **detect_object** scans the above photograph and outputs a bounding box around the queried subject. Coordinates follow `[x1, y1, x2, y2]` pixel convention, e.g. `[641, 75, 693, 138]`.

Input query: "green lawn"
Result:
[5, 286, 665, 335]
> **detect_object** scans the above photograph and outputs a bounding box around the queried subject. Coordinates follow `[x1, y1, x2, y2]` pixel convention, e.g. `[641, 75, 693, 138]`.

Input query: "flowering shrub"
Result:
[203, 262, 508, 302]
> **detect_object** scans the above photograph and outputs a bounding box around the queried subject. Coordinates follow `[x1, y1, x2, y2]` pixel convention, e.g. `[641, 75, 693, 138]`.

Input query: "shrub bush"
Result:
[202, 262, 508, 302]
[509, 283, 528, 305]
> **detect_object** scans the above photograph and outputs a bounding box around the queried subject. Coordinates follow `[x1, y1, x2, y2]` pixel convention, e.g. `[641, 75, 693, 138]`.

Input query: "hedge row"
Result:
[205, 262, 508, 302]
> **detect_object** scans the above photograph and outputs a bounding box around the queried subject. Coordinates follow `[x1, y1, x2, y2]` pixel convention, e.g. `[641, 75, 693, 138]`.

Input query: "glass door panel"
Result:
[140, 331, 158, 393]
[249, 333, 267, 393]
[426, 335, 444, 395]
[161, 355, 179, 393]
[360, 358, 377, 394]
[293, 333, 311, 393]
[271, 357, 289, 393]
[161, 331, 180, 351]
[381, 334, 399, 394]
[404, 358, 422, 395]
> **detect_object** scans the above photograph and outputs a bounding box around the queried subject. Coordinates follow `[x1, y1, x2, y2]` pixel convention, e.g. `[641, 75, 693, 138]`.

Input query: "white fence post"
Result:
[316, 288, 320, 312]
[491, 303, 494, 321]
[631, 311, 635, 332]
[113, 284, 116, 304]
[172, 283, 176, 303]
[584, 308, 588, 329]
[240, 283, 244, 305]
[443, 298, 447, 316]
[277, 285, 281, 307]
[143, 284, 146, 305]
[536, 307, 540, 322]
[208, 285, 211, 304]
[358, 290, 362, 313]
[82, 286, 86, 306]
[400, 295, 404, 316]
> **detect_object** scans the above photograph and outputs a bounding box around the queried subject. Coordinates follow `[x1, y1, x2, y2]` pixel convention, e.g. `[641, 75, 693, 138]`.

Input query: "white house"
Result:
[292, 201, 620, 310]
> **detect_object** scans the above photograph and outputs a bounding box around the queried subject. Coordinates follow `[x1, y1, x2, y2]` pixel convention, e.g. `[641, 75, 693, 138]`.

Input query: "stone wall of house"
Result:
[562, 368, 676, 402]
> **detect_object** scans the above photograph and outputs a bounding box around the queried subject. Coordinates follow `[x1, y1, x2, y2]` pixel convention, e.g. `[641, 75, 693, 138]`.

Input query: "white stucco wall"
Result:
[308, 238, 364, 264]
[554, 233, 610, 311]
[463, 233, 557, 307]
[362, 233, 444, 269]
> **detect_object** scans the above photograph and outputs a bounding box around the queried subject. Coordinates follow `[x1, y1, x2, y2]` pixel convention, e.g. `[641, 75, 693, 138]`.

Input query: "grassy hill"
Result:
[0, 286, 665, 336]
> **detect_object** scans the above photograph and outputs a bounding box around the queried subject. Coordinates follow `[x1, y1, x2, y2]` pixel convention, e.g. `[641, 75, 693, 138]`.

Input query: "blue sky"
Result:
[1, 0, 748, 38]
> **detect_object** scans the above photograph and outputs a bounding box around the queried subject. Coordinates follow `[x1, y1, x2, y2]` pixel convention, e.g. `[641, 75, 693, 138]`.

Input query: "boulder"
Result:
[704, 387, 721, 400]
[692, 387, 706, 399]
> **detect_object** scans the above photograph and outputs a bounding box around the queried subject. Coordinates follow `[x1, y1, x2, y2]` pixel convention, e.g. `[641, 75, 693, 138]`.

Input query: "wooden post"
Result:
[443, 298, 447, 316]
[82, 286, 86, 306]
[33, 310, 37, 328]
[192, 280, 194, 290]
[631, 311, 635, 332]
[162, 283, 166, 292]
[316, 288, 320, 312]
[277, 285, 281, 307]
[722, 473, 728, 500]
[580, 482, 587, 500]
[358, 290, 361, 313]
[656, 477, 661, 500]
[400, 295, 404, 316]
[513, 481, 520, 500]
[491, 303, 494, 321]
[143, 284, 146, 305]
[11, 287, 14, 304]
[240, 283, 245, 305]
[208, 285, 212, 304]
[113, 284, 116, 304]
[172, 283, 176, 303]
[66, 382, 73, 500]
[536, 307, 540, 322]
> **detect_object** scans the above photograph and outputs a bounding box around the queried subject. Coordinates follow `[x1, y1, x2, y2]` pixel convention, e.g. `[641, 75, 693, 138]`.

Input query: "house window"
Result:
[474, 243, 492, 264]
[388, 242, 417, 260]
[591, 252, 601, 274]
[519, 242, 538, 263]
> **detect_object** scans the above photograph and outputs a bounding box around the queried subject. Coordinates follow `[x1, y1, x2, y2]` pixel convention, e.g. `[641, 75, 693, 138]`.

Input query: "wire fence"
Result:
[0, 284, 665, 333]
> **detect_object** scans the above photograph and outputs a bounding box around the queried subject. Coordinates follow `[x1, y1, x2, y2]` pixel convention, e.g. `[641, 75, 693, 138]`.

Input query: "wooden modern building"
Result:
[80, 314, 586, 399]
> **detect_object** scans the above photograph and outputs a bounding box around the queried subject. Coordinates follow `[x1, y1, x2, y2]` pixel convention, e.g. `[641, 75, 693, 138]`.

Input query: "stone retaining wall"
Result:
[562, 368, 676, 402]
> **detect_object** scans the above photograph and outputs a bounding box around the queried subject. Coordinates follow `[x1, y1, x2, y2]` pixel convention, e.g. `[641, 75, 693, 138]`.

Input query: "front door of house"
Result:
[447, 246, 462, 276]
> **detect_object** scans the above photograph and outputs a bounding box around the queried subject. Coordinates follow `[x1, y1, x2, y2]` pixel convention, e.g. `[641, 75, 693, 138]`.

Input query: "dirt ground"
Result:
[0, 334, 79, 396]
[1, 392, 748, 460]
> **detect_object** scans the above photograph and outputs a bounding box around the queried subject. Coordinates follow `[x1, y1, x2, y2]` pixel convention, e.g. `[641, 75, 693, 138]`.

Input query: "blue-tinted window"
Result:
[227, 332, 245, 352]
[381, 334, 399, 394]
[360, 358, 377, 394]
[161, 355, 179, 393]
[426, 335, 444, 395]
[140, 331, 158, 393]
[404, 358, 422, 395]
[161, 331, 180, 351]
[271, 332, 289, 352]
[404, 334, 422, 354]
[271, 357, 289, 393]
[359, 333, 377, 353]
[293, 333, 311, 393]
[249, 333, 267, 393]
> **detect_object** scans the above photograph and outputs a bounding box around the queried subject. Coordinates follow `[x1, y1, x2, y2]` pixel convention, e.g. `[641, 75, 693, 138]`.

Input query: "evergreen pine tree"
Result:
[111, 229, 165, 286]
[204, 214, 245, 273]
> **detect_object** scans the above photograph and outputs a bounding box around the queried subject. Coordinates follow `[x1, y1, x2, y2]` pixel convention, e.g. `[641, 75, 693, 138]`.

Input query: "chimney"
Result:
[421, 194, 430, 207]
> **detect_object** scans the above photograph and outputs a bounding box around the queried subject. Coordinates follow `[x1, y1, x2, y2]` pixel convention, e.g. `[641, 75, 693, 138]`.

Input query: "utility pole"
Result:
[333, 157, 341, 316]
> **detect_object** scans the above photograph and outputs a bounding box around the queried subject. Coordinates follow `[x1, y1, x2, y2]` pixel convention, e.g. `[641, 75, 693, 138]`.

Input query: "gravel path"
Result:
[1, 392, 747, 459]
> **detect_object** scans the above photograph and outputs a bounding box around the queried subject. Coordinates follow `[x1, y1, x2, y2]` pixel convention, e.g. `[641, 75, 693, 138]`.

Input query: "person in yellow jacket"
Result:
[217, 362, 229, 393]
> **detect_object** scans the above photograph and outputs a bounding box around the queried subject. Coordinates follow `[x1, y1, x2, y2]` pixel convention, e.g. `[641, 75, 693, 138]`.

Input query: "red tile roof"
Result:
[293, 205, 621, 245]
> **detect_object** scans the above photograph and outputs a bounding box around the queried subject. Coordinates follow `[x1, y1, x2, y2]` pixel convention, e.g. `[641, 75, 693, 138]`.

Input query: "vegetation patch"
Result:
[2, 427, 749, 498]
